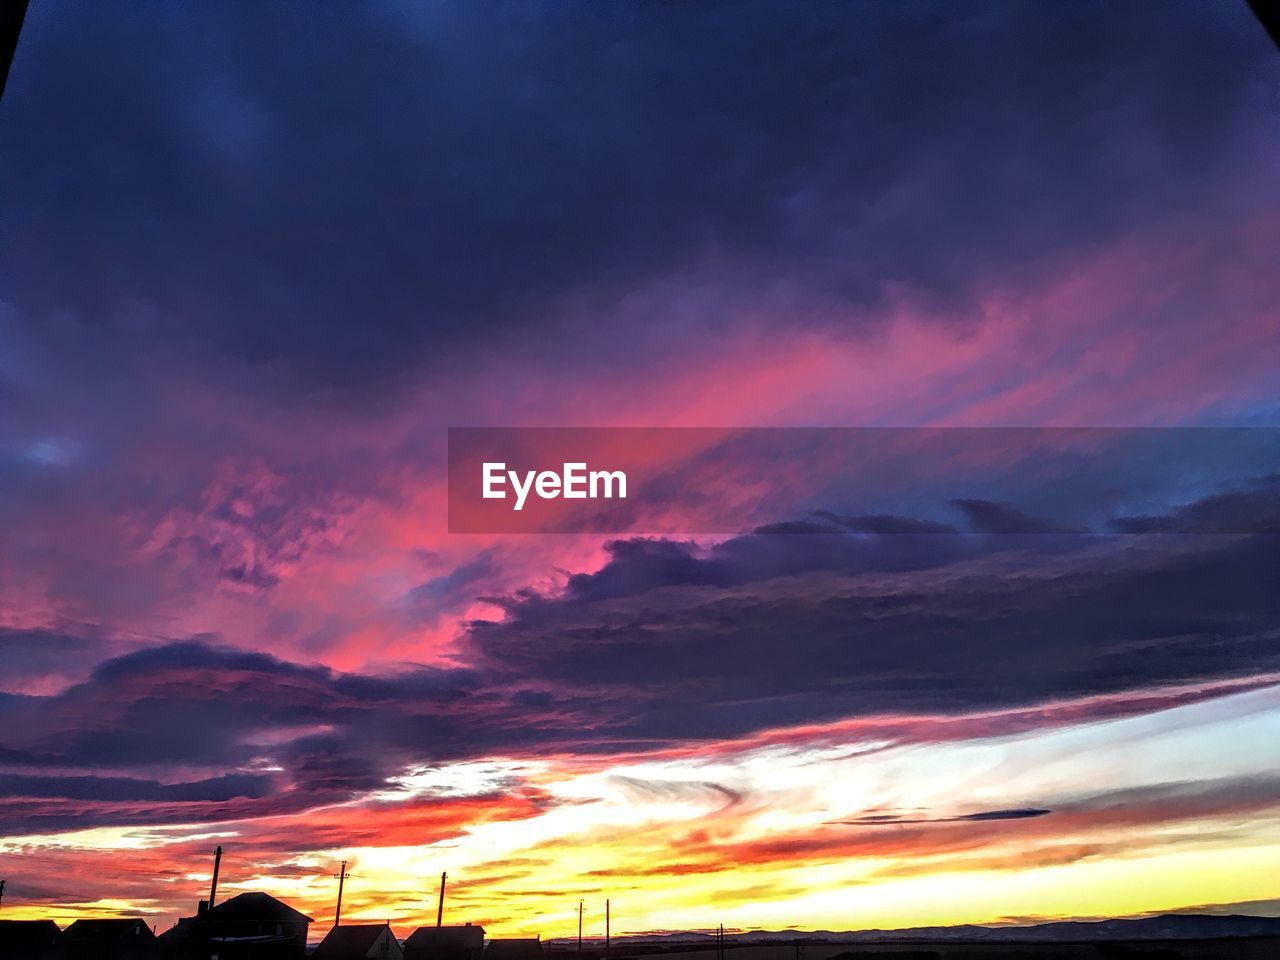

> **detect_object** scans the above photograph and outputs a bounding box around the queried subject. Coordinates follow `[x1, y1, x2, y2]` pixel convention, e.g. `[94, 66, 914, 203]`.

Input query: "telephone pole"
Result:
[208, 845, 223, 909]
[577, 899, 583, 954]
[333, 861, 349, 928]
[436, 871, 447, 928]
[605, 899, 610, 960]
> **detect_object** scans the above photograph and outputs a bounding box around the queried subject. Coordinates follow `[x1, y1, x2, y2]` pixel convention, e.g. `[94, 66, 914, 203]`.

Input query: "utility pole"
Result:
[605, 898, 610, 960]
[0, 879, 6, 912]
[208, 845, 223, 909]
[577, 900, 583, 954]
[333, 861, 349, 928]
[436, 871, 447, 928]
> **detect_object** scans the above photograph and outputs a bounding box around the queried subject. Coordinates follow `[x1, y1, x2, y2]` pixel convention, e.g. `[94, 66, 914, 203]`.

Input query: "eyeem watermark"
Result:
[482, 461, 627, 511]
[448, 426, 1280, 534]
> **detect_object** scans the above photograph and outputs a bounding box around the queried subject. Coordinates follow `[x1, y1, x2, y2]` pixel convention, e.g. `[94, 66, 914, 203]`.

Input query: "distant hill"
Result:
[832, 913, 1280, 943]
[548, 914, 1280, 947]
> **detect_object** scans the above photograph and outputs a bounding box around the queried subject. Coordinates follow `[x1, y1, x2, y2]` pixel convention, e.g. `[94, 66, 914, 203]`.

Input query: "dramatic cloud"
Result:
[466, 492, 1280, 740]
[0, 642, 485, 830]
[2, 486, 1274, 840]
[839, 809, 1053, 825]
[0, 0, 1276, 936]
[3, 2, 1275, 396]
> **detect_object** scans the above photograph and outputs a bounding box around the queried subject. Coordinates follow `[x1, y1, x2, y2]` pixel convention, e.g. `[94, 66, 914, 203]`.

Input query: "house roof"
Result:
[313, 924, 396, 958]
[484, 938, 543, 960]
[405, 924, 486, 947]
[63, 918, 153, 941]
[156, 915, 210, 943]
[206, 891, 314, 924]
[0, 919, 62, 945]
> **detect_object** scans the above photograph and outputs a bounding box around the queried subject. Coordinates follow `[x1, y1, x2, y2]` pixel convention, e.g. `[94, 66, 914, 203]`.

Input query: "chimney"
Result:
[197, 900, 209, 918]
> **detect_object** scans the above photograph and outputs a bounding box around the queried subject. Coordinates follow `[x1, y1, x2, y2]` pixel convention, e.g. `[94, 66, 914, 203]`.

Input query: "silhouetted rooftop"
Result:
[485, 938, 543, 960]
[314, 923, 400, 958]
[406, 924, 486, 947]
[63, 918, 153, 941]
[0, 919, 62, 945]
[206, 891, 314, 925]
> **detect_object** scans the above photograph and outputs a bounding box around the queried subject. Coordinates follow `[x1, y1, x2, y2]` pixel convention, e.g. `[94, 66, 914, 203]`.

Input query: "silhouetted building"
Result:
[64, 918, 156, 959]
[0, 919, 62, 960]
[313, 924, 403, 960]
[484, 939, 543, 960]
[158, 892, 312, 959]
[403, 924, 484, 960]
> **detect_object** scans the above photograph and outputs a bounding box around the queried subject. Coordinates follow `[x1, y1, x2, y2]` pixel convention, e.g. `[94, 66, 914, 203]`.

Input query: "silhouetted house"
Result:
[0, 919, 62, 960]
[313, 924, 403, 960]
[158, 892, 312, 959]
[483, 939, 542, 960]
[64, 918, 156, 959]
[403, 924, 484, 960]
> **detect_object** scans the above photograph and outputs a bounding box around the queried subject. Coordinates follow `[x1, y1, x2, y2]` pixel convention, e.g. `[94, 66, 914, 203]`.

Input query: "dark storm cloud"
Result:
[2, 487, 1277, 831]
[949, 499, 1086, 535]
[0, 771, 273, 803]
[1109, 480, 1280, 534]
[838, 808, 1052, 825]
[465, 487, 1280, 738]
[2, 1, 1273, 395]
[0, 638, 588, 829]
[556, 499, 1060, 603]
[1, 642, 475, 778]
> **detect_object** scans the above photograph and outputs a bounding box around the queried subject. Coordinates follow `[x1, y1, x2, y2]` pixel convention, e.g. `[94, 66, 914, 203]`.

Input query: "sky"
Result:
[1, 0, 1279, 940]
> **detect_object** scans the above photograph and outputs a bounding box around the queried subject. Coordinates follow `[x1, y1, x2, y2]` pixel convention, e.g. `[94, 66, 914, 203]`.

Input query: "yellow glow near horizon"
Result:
[5, 687, 1280, 936]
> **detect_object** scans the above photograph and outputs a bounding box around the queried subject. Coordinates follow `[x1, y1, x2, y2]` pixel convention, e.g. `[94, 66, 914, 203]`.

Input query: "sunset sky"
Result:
[2, 0, 1279, 940]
